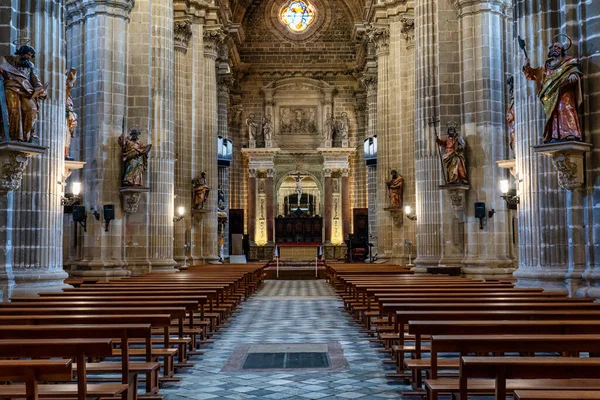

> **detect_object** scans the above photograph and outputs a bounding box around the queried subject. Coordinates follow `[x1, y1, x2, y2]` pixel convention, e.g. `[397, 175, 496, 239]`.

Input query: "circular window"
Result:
[279, 1, 316, 33]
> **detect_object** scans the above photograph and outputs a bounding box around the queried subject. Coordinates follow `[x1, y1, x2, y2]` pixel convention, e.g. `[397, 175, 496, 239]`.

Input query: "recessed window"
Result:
[280, 1, 316, 33]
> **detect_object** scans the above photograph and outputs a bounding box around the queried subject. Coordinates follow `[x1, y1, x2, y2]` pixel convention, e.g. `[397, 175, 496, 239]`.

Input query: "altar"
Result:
[277, 243, 322, 261]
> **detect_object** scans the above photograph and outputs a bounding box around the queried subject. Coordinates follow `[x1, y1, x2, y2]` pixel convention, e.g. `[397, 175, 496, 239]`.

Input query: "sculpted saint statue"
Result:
[0, 44, 48, 142]
[436, 126, 468, 185]
[262, 114, 273, 143]
[192, 172, 210, 210]
[118, 129, 152, 186]
[65, 68, 78, 159]
[523, 38, 583, 143]
[323, 112, 335, 141]
[246, 114, 259, 141]
[337, 112, 349, 140]
[386, 170, 404, 209]
[217, 185, 226, 211]
[506, 76, 515, 154]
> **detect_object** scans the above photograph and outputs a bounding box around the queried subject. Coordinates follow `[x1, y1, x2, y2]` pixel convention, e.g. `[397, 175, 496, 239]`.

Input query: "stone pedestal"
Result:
[120, 187, 149, 214]
[0, 143, 47, 192]
[532, 141, 593, 191]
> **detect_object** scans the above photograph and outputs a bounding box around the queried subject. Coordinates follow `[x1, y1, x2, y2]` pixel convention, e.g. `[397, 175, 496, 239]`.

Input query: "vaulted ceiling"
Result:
[228, 0, 366, 24]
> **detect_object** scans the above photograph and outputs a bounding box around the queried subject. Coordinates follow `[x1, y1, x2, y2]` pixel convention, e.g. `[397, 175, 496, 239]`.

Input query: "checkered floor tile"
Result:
[162, 280, 409, 400]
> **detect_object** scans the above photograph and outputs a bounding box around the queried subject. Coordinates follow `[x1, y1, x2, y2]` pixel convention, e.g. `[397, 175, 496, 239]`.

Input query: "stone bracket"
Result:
[120, 186, 149, 214]
[496, 159, 517, 178]
[532, 141, 593, 191]
[0, 142, 47, 192]
[192, 208, 210, 226]
[384, 207, 403, 228]
[440, 184, 470, 220]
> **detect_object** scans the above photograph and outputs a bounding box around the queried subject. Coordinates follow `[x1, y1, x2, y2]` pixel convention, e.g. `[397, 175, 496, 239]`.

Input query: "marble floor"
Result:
[162, 280, 410, 400]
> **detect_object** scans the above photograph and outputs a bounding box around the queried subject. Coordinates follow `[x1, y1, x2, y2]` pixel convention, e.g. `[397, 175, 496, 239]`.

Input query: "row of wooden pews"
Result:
[328, 264, 600, 400]
[0, 264, 264, 400]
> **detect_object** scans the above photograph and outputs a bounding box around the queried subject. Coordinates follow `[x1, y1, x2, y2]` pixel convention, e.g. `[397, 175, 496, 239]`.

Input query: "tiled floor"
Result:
[163, 280, 409, 400]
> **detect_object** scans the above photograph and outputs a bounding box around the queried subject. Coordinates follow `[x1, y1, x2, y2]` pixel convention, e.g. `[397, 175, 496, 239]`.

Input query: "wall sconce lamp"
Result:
[500, 179, 519, 210]
[62, 181, 82, 209]
[404, 205, 417, 221]
[173, 206, 185, 222]
[72, 204, 87, 232]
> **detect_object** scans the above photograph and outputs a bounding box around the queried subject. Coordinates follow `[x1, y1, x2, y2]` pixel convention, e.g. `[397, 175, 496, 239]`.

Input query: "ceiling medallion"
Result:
[280, 1, 316, 33]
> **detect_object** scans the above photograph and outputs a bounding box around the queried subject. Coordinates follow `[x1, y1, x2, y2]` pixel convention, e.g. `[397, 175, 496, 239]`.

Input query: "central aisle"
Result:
[163, 280, 407, 399]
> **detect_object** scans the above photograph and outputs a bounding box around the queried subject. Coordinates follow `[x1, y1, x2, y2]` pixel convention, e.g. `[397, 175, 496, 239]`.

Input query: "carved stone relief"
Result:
[280, 107, 318, 135]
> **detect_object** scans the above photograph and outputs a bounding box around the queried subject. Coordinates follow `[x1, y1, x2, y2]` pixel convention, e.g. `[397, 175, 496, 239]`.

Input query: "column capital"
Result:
[401, 17, 415, 50]
[360, 74, 378, 95]
[217, 74, 235, 96]
[203, 28, 226, 60]
[341, 168, 349, 178]
[174, 20, 193, 53]
[324, 168, 333, 178]
[367, 25, 390, 56]
[248, 168, 257, 178]
[266, 168, 276, 178]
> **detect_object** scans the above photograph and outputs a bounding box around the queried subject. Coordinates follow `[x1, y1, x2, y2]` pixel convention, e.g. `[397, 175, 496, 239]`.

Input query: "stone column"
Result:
[369, 26, 394, 259]
[512, 0, 595, 293]
[353, 99, 367, 210]
[367, 166, 378, 253]
[218, 167, 230, 259]
[199, 28, 225, 262]
[173, 19, 192, 266]
[67, 0, 134, 277]
[266, 168, 275, 243]
[147, 0, 177, 272]
[217, 74, 233, 259]
[6, 0, 69, 297]
[413, 0, 444, 268]
[341, 169, 351, 240]
[456, 0, 514, 275]
[247, 168, 256, 243]
[323, 169, 333, 244]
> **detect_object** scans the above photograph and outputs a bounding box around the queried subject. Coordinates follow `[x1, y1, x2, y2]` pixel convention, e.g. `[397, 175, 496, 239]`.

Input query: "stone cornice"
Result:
[453, 0, 512, 17]
[174, 20, 193, 53]
[66, 0, 135, 25]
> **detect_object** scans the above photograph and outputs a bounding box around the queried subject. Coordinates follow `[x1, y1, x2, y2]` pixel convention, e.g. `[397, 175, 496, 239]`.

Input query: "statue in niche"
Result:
[336, 112, 349, 140]
[192, 171, 210, 210]
[523, 35, 583, 143]
[505, 76, 515, 154]
[386, 170, 404, 209]
[323, 112, 335, 141]
[217, 185, 226, 211]
[65, 68, 78, 159]
[0, 42, 48, 142]
[246, 113, 259, 141]
[118, 128, 152, 186]
[262, 114, 273, 143]
[436, 124, 468, 185]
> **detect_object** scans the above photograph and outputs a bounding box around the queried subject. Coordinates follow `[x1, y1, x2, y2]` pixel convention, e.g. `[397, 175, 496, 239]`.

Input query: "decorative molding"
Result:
[400, 17, 415, 49]
[174, 20, 193, 53]
[217, 74, 235, 96]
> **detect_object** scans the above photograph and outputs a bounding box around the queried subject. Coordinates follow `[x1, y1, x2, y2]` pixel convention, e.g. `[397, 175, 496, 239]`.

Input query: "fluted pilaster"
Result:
[174, 19, 193, 265]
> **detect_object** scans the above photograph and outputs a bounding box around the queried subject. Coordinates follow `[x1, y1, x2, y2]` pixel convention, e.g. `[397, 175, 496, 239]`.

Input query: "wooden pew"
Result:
[417, 334, 600, 399]
[0, 324, 154, 397]
[0, 359, 76, 400]
[515, 390, 600, 400]
[459, 356, 600, 400]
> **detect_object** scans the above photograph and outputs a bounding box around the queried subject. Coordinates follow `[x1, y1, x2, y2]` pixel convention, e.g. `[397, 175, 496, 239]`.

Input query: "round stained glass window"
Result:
[280, 1, 316, 33]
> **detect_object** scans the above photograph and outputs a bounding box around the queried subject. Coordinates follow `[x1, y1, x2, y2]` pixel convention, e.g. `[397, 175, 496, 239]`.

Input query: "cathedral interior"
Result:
[0, 0, 599, 298]
[2, 1, 600, 399]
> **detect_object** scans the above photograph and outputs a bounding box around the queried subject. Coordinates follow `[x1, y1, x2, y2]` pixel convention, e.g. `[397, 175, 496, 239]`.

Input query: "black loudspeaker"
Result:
[474, 202, 486, 219]
[73, 205, 86, 222]
[103, 204, 115, 221]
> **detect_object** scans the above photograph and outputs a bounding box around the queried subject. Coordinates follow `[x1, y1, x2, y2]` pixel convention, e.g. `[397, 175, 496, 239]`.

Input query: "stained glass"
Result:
[280, 1, 315, 33]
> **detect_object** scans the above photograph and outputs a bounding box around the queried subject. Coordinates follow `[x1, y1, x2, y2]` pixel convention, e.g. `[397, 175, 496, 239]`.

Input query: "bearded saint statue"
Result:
[386, 170, 404, 209]
[523, 37, 583, 144]
[436, 126, 468, 185]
